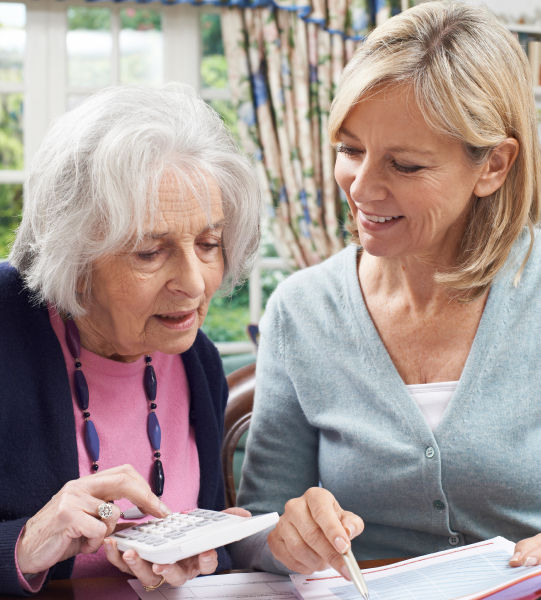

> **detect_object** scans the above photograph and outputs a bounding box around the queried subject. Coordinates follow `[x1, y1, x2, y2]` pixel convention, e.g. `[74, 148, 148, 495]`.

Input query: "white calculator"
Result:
[109, 508, 279, 564]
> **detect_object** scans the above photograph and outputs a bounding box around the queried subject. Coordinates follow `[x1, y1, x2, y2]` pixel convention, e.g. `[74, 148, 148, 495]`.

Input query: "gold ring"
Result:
[143, 575, 166, 592]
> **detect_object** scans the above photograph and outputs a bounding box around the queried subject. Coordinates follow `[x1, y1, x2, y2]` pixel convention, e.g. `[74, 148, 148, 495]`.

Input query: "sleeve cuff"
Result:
[15, 527, 49, 593]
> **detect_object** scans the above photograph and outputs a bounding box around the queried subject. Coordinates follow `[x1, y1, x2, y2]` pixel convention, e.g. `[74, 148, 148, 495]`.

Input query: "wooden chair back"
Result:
[222, 362, 256, 507]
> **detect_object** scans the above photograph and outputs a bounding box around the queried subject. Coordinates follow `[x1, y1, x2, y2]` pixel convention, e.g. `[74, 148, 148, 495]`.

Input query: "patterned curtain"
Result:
[221, 0, 402, 268]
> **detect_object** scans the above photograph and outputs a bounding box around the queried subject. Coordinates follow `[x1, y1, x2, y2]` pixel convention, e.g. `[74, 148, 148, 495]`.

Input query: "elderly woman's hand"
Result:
[509, 534, 541, 568]
[104, 506, 252, 588]
[16, 464, 169, 576]
[267, 487, 364, 578]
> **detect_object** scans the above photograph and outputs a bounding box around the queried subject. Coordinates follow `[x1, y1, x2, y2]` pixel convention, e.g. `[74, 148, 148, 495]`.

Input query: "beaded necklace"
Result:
[64, 318, 165, 497]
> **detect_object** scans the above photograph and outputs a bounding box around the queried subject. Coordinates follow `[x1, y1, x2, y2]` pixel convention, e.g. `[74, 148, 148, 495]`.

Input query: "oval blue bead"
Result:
[74, 370, 89, 410]
[64, 319, 81, 359]
[84, 419, 100, 462]
[147, 411, 161, 450]
[153, 459, 164, 497]
[144, 364, 157, 401]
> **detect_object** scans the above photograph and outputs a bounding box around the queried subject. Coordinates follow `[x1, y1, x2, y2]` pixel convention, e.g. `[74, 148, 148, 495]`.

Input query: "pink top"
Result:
[17, 308, 200, 589]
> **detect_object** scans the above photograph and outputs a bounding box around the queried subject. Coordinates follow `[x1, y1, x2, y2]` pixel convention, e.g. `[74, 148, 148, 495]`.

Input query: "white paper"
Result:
[290, 537, 541, 600]
[129, 571, 299, 600]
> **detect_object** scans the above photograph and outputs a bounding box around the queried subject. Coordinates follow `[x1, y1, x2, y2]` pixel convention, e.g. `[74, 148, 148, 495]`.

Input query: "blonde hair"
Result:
[329, 1, 540, 299]
[10, 83, 261, 316]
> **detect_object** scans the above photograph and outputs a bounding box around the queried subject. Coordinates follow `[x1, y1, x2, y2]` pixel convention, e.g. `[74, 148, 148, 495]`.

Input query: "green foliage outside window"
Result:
[68, 7, 161, 31]
[0, 94, 23, 169]
[201, 13, 223, 55]
[0, 184, 22, 258]
[0, 93, 23, 259]
[203, 281, 250, 343]
[202, 55, 228, 89]
[202, 267, 290, 343]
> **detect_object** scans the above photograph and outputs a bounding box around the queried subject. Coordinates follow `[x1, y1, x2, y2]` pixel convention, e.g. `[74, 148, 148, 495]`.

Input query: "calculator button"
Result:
[168, 531, 187, 539]
[145, 536, 165, 545]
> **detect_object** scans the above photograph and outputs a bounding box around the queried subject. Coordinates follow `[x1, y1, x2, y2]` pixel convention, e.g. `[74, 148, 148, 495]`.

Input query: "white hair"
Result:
[10, 83, 261, 315]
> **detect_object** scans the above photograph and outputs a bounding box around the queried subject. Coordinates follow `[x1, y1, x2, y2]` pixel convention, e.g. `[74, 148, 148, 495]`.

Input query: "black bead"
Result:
[92, 463, 99, 471]
[75, 361, 82, 368]
[154, 451, 161, 458]
[144, 364, 157, 401]
[153, 459, 164, 497]
[145, 355, 152, 364]
[83, 411, 90, 419]
[150, 402, 157, 410]
[74, 369, 89, 410]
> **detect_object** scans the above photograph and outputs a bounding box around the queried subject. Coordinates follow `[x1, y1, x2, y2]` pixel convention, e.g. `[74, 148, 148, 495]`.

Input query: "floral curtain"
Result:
[221, 0, 402, 269]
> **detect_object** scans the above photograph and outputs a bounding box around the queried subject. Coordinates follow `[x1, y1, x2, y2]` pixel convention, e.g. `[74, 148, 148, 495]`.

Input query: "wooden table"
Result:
[0, 560, 400, 599]
[0, 575, 137, 600]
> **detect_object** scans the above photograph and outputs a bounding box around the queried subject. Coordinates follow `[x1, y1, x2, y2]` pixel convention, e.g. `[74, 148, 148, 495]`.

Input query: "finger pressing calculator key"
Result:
[109, 509, 279, 564]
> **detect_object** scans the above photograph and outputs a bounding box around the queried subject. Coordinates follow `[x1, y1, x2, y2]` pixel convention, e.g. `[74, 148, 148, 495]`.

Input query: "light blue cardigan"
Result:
[231, 230, 541, 573]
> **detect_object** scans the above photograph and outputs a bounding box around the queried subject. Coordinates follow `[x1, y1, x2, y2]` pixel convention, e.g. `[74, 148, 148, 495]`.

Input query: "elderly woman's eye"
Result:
[136, 250, 161, 260]
[200, 241, 222, 251]
[392, 160, 423, 174]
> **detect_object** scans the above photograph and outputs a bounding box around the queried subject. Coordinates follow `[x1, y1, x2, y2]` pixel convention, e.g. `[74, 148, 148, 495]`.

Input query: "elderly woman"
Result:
[0, 83, 260, 595]
[232, 0, 541, 581]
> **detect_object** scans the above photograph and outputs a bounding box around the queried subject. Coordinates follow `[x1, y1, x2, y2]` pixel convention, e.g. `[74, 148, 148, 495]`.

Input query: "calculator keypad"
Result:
[113, 509, 240, 546]
[110, 508, 278, 564]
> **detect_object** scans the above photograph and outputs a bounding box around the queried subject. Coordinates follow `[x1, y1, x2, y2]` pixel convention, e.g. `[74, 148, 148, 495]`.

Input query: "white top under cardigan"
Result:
[408, 381, 457, 431]
[231, 229, 541, 573]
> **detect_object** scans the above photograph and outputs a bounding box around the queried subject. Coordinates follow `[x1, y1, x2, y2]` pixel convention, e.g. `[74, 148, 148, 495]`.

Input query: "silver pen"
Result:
[342, 547, 370, 600]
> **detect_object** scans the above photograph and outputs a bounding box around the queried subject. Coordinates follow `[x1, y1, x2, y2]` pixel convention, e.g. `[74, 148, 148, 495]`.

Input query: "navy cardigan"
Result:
[0, 262, 230, 595]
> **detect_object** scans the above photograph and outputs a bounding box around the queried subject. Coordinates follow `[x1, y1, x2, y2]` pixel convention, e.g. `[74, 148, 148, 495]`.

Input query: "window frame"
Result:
[22, 0, 205, 163]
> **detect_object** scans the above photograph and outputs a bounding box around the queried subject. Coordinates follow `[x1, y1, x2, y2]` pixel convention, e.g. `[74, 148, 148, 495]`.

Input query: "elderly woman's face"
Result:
[334, 84, 488, 264]
[77, 174, 224, 361]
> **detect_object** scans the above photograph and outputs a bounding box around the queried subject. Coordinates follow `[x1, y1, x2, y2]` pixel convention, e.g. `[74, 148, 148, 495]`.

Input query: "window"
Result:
[0, 2, 24, 257]
[0, 0, 291, 358]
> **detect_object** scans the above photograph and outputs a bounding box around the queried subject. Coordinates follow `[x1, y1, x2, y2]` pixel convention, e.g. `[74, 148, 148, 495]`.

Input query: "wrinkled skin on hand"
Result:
[18, 464, 169, 576]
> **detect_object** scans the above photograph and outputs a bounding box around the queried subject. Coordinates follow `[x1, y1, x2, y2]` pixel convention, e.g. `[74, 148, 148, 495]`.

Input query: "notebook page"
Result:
[291, 537, 541, 600]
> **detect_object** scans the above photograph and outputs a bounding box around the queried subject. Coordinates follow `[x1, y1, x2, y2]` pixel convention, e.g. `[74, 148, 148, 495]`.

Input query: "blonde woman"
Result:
[233, 0, 541, 580]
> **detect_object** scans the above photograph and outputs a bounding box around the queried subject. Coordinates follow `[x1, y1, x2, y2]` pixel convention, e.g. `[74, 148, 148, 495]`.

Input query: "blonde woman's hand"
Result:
[510, 533, 541, 567]
[267, 487, 364, 578]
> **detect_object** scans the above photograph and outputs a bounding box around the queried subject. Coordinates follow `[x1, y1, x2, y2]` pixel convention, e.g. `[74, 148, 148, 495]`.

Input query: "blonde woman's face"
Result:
[334, 84, 488, 265]
[77, 174, 225, 362]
